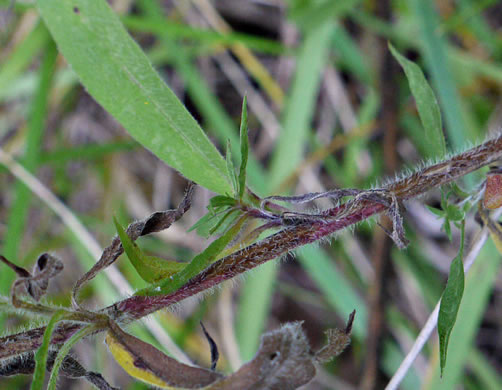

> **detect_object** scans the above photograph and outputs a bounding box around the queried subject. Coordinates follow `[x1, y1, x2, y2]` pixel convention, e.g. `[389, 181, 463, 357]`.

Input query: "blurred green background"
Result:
[1, 0, 502, 389]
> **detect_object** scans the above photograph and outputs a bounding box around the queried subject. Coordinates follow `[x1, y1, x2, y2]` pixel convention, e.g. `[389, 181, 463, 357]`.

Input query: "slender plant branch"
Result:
[1, 134, 502, 359]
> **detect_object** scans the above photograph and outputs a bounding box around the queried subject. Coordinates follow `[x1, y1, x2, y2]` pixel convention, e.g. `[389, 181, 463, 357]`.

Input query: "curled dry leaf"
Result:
[210, 322, 316, 390]
[0, 253, 63, 302]
[105, 313, 355, 390]
[211, 312, 355, 389]
[315, 309, 355, 363]
[200, 321, 219, 371]
[0, 351, 118, 390]
[72, 182, 195, 307]
[105, 320, 223, 389]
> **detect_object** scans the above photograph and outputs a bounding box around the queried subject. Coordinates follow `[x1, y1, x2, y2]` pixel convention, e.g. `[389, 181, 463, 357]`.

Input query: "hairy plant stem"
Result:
[1, 134, 502, 359]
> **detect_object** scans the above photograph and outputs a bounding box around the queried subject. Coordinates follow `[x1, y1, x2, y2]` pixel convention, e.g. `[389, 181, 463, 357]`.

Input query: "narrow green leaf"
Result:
[438, 221, 465, 377]
[37, 0, 232, 195]
[187, 211, 218, 237]
[238, 96, 249, 200]
[1, 36, 57, 295]
[137, 216, 247, 297]
[188, 207, 240, 238]
[388, 43, 446, 159]
[425, 240, 500, 389]
[31, 310, 67, 390]
[114, 218, 185, 283]
[226, 140, 238, 197]
[47, 325, 96, 390]
[209, 195, 237, 209]
[426, 205, 445, 217]
[208, 208, 241, 236]
[409, 0, 475, 150]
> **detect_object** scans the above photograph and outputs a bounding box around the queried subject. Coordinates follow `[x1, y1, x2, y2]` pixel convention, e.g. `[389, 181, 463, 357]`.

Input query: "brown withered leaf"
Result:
[72, 182, 195, 307]
[0, 253, 63, 302]
[316, 310, 355, 363]
[105, 312, 355, 389]
[209, 322, 316, 390]
[106, 319, 223, 388]
[210, 312, 355, 389]
[0, 351, 118, 390]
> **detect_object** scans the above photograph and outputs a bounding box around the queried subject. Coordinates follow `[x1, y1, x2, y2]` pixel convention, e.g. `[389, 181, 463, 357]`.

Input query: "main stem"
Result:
[1, 134, 502, 359]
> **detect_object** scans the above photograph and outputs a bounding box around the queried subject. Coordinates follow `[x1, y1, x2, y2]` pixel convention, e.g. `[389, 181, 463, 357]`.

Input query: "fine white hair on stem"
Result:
[385, 208, 502, 390]
[0, 147, 191, 365]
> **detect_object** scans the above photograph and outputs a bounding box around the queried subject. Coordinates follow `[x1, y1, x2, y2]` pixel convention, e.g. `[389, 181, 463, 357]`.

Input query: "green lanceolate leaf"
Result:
[37, 0, 232, 195]
[389, 43, 446, 159]
[226, 140, 238, 197]
[238, 96, 249, 200]
[138, 215, 247, 297]
[438, 221, 465, 377]
[188, 207, 240, 238]
[47, 325, 97, 390]
[208, 208, 241, 236]
[209, 195, 237, 209]
[114, 218, 186, 283]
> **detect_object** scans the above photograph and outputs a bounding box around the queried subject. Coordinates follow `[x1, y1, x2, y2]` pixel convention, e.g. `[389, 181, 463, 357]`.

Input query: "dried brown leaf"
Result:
[1, 253, 63, 302]
[316, 310, 355, 363]
[210, 322, 316, 390]
[72, 182, 194, 307]
[106, 320, 222, 388]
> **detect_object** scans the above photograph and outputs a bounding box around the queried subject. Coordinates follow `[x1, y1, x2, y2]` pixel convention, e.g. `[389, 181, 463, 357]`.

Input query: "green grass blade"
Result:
[1, 36, 57, 294]
[0, 21, 50, 92]
[269, 22, 335, 184]
[40, 141, 137, 165]
[382, 341, 421, 390]
[298, 246, 367, 339]
[290, 0, 362, 30]
[37, 0, 232, 195]
[122, 15, 286, 55]
[332, 23, 373, 85]
[237, 20, 335, 361]
[469, 348, 502, 390]
[31, 310, 67, 390]
[389, 43, 446, 159]
[238, 96, 249, 200]
[236, 261, 278, 361]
